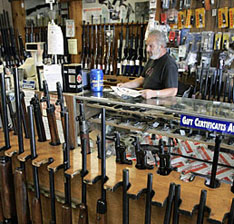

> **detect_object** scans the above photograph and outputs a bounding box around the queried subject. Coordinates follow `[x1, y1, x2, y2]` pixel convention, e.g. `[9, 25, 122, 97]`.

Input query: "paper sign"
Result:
[43, 64, 63, 91]
[66, 19, 75, 37]
[48, 23, 64, 55]
[68, 39, 78, 54]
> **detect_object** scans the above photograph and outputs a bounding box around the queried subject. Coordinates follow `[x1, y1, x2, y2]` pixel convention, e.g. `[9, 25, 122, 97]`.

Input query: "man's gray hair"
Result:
[148, 30, 167, 48]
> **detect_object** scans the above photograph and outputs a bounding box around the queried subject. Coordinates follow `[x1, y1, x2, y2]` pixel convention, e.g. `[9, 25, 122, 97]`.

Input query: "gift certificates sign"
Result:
[180, 115, 234, 135]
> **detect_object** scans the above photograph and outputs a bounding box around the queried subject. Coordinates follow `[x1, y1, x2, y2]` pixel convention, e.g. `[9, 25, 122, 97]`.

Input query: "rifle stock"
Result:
[62, 204, 72, 224]
[32, 197, 43, 224]
[0, 156, 16, 220]
[0, 194, 3, 223]
[41, 80, 60, 146]
[14, 167, 30, 224]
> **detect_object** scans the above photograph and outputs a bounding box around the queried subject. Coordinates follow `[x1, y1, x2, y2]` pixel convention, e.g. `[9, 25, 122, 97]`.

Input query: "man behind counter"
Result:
[117, 30, 178, 99]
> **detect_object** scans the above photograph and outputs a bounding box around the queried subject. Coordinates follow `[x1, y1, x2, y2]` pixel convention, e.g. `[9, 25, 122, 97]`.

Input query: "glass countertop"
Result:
[75, 89, 234, 122]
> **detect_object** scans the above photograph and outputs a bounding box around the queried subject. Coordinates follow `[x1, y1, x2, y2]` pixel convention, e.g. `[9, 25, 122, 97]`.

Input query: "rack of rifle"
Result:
[81, 16, 148, 77]
[1, 69, 234, 223]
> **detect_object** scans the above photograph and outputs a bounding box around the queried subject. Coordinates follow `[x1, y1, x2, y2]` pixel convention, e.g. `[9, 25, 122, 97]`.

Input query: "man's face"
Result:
[146, 35, 161, 60]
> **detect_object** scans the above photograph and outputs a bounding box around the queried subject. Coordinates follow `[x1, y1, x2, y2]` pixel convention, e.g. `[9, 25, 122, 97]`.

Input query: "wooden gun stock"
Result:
[0, 157, 16, 219]
[78, 204, 89, 224]
[14, 167, 30, 224]
[31, 197, 43, 224]
[62, 204, 72, 224]
[96, 206, 107, 224]
[47, 111, 60, 146]
[0, 193, 4, 223]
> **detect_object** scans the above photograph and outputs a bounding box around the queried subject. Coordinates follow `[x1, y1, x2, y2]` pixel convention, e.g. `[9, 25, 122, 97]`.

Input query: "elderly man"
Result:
[117, 30, 178, 99]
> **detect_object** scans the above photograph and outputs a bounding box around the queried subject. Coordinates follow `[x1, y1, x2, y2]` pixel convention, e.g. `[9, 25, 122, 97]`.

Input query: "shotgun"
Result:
[145, 173, 153, 224]
[228, 198, 234, 224]
[30, 94, 47, 142]
[40, 80, 60, 146]
[78, 103, 90, 154]
[122, 169, 130, 224]
[197, 190, 207, 224]
[13, 67, 30, 224]
[61, 112, 72, 224]
[56, 82, 74, 149]
[163, 183, 175, 224]
[0, 71, 16, 223]
[78, 137, 89, 224]
[96, 108, 108, 224]
[28, 105, 43, 224]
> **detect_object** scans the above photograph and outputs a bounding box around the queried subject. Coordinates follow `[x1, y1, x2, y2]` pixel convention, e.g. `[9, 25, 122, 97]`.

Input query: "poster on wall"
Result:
[82, 0, 149, 24]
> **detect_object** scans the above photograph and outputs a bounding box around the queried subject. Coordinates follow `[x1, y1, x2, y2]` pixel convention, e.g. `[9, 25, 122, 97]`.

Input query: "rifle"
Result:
[126, 21, 135, 76]
[78, 137, 89, 224]
[90, 15, 95, 69]
[228, 198, 234, 224]
[163, 183, 175, 224]
[122, 21, 129, 76]
[172, 184, 181, 224]
[96, 108, 108, 224]
[102, 18, 107, 73]
[116, 19, 123, 76]
[94, 22, 98, 69]
[104, 25, 111, 75]
[30, 94, 47, 142]
[145, 173, 153, 224]
[28, 105, 43, 224]
[0, 13, 11, 67]
[197, 190, 207, 224]
[137, 20, 145, 77]
[61, 112, 72, 224]
[78, 103, 90, 154]
[133, 22, 140, 76]
[110, 25, 116, 76]
[40, 80, 60, 146]
[4, 10, 19, 66]
[56, 82, 74, 150]
[13, 67, 30, 224]
[81, 21, 86, 69]
[0, 71, 17, 222]
[122, 169, 130, 224]
[84, 22, 90, 70]
[97, 16, 103, 70]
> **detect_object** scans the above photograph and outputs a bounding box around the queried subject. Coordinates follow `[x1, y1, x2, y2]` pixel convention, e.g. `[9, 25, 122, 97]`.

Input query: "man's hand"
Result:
[117, 83, 126, 87]
[140, 89, 158, 99]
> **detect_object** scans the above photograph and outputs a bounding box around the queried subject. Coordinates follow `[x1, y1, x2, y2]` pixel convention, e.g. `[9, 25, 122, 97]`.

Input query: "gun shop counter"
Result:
[1, 89, 234, 224]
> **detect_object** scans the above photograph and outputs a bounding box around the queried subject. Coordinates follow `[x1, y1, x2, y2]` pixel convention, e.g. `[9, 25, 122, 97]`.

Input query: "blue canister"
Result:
[90, 69, 104, 92]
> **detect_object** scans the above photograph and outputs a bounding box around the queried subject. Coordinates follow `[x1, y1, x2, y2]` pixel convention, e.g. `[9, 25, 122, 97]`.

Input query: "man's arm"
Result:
[141, 88, 178, 99]
[117, 77, 144, 89]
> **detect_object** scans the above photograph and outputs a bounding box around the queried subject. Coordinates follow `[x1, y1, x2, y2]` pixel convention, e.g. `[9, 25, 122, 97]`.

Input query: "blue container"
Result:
[90, 69, 104, 92]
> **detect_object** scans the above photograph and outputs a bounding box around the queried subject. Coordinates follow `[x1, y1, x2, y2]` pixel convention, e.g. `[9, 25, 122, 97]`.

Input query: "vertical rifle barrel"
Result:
[0, 71, 10, 149]
[145, 173, 153, 224]
[123, 169, 129, 224]
[101, 108, 106, 200]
